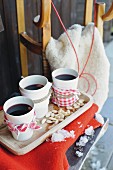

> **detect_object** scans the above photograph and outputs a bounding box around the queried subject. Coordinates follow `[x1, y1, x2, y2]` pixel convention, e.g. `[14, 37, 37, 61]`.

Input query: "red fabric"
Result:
[0, 104, 101, 170]
[52, 85, 80, 106]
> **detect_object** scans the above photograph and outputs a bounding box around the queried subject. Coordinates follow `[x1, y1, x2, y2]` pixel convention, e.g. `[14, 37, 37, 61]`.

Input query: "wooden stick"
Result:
[84, 0, 93, 26]
[33, 0, 51, 79]
[42, 18, 51, 80]
[96, 2, 105, 39]
[42, 0, 51, 79]
[33, 0, 51, 28]
[20, 32, 42, 55]
[16, 0, 28, 77]
[102, 2, 113, 21]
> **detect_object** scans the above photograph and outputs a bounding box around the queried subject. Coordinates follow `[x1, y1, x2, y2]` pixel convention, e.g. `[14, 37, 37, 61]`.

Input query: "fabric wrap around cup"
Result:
[3, 96, 38, 141]
[51, 68, 79, 107]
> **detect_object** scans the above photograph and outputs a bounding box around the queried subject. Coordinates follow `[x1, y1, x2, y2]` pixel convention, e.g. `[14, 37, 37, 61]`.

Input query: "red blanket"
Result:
[0, 104, 101, 170]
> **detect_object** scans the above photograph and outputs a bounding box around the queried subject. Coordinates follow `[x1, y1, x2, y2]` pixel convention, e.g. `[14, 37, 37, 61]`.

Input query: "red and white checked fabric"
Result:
[4, 112, 41, 136]
[52, 85, 80, 107]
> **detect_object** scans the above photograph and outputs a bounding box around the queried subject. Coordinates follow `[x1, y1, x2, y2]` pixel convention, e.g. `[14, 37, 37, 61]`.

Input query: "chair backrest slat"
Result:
[16, 0, 28, 77]
[96, 2, 105, 38]
[84, 0, 93, 26]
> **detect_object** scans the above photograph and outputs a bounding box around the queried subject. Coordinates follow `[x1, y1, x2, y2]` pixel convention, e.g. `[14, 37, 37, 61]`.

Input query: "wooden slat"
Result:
[33, 0, 51, 79]
[96, 2, 105, 39]
[16, 0, 28, 77]
[20, 32, 42, 55]
[33, 0, 51, 28]
[102, 2, 113, 21]
[84, 0, 93, 26]
[40, 0, 51, 50]
[42, 0, 51, 79]
[42, 24, 51, 80]
[42, 20, 51, 51]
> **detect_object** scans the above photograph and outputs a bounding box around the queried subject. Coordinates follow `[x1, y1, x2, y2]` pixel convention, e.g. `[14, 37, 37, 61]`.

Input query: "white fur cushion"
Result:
[46, 23, 110, 110]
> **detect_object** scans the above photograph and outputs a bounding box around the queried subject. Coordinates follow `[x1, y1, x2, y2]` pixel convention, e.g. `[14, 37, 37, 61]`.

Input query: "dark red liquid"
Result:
[25, 84, 44, 90]
[55, 74, 76, 81]
[7, 104, 32, 116]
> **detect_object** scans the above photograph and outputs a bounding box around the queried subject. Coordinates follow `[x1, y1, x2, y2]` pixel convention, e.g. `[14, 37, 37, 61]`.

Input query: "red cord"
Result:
[79, 0, 97, 96]
[81, 73, 98, 96]
[79, 0, 97, 76]
[51, 0, 97, 96]
[80, 75, 90, 93]
[51, 1, 80, 74]
[79, 27, 95, 76]
[82, 0, 97, 96]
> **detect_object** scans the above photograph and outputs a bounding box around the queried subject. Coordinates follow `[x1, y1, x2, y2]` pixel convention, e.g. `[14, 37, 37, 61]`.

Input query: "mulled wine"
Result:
[55, 74, 76, 81]
[7, 104, 32, 116]
[25, 84, 44, 90]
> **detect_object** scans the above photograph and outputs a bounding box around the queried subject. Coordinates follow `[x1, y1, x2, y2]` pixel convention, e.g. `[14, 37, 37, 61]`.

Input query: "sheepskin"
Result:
[46, 23, 110, 111]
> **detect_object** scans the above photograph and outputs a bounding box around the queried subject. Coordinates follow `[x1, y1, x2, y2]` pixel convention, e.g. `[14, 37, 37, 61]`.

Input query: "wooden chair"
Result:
[16, 0, 113, 169]
[16, 0, 113, 79]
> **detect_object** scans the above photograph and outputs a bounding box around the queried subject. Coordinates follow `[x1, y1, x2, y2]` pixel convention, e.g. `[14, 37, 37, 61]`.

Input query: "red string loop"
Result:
[80, 75, 90, 93]
[81, 73, 98, 96]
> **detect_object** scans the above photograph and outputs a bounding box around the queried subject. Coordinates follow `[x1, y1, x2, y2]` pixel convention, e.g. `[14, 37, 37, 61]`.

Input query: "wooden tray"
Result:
[0, 92, 93, 155]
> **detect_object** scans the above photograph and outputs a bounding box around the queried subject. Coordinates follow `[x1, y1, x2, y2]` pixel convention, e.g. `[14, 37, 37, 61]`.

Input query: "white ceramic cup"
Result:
[19, 75, 52, 118]
[52, 68, 79, 90]
[3, 96, 34, 141]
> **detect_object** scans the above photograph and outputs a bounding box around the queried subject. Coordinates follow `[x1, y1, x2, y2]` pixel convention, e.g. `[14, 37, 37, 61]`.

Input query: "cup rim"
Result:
[19, 75, 48, 93]
[3, 96, 34, 117]
[52, 68, 79, 82]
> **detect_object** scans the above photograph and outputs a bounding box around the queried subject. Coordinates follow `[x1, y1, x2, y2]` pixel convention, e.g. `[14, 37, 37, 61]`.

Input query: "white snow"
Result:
[34, 15, 40, 23]
[51, 129, 75, 142]
[76, 136, 88, 146]
[85, 126, 94, 136]
[95, 113, 104, 125]
[75, 151, 83, 157]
